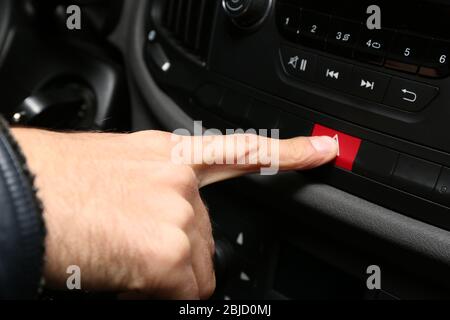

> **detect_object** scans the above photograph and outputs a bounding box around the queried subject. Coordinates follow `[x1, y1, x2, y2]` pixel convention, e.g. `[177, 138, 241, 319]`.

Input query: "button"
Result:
[296, 10, 330, 49]
[433, 167, 450, 207]
[353, 142, 399, 184]
[280, 46, 317, 82]
[223, 0, 248, 13]
[277, 4, 301, 36]
[349, 67, 391, 102]
[326, 18, 361, 57]
[354, 29, 394, 65]
[419, 39, 450, 78]
[278, 112, 313, 139]
[385, 34, 429, 73]
[392, 154, 441, 197]
[387, 33, 428, 64]
[316, 57, 353, 91]
[383, 77, 438, 112]
[311, 124, 362, 171]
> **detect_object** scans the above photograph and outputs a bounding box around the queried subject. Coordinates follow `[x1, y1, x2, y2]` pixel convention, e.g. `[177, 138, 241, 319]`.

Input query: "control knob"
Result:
[222, 0, 272, 30]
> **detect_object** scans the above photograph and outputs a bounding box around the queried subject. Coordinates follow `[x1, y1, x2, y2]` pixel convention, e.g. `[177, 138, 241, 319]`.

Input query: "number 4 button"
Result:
[354, 29, 393, 66]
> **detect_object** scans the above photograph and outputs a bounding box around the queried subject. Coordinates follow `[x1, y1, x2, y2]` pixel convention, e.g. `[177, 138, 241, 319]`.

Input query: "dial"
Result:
[222, 0, 272, 30]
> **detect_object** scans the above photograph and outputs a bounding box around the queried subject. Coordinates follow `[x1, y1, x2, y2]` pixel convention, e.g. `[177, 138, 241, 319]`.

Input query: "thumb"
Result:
[186, 134, 338, 187]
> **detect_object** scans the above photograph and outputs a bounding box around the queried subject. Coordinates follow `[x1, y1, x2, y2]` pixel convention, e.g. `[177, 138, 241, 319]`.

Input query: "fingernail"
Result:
[310, 136, 338, 154]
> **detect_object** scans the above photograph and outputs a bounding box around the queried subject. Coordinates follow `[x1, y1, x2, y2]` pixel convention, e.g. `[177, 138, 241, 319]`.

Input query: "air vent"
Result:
[161, 0, 216, 63]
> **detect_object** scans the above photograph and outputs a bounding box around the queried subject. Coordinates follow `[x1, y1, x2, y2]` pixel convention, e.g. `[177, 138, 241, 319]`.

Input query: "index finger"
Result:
[172, 134, 338, 187]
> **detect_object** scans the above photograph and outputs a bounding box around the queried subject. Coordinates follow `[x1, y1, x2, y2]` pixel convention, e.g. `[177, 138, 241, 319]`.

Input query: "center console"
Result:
[147, 0, 450, 230]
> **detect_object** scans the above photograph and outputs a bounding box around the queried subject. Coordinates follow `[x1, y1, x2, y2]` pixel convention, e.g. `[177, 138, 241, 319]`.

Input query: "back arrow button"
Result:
[383, 77, 439, 112]
[401, 89, 417, 102]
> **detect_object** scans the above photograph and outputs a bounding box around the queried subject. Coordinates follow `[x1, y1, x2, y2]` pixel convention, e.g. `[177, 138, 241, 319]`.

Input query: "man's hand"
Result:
[12, 129, 337, 299]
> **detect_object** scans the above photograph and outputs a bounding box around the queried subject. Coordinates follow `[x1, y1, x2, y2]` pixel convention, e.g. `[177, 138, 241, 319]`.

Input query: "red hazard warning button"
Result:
[311, 124, 362, 171]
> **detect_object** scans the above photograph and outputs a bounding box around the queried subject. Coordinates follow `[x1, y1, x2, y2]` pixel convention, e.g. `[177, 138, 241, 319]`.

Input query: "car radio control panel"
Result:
[277, 4, 450, 78]
[146, 0, 450, 231]
[279, 45, 439, 112]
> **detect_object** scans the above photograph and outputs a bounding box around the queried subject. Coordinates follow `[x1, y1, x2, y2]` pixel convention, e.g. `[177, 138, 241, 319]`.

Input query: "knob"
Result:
[222, 0, 272, 30]
[10, 83, 96, 130]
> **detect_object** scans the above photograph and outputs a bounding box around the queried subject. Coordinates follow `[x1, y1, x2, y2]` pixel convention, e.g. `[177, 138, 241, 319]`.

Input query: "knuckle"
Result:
[286, 138, 308, 163]
[127, 130, 173, 154]
[163, 227, 192, 269]
[173, 200, 196, 230]
[175, 165, 197, 185]
[244, 134, 261, 159]
[237, 133, 260, 158]
[171, 166, 198, 196]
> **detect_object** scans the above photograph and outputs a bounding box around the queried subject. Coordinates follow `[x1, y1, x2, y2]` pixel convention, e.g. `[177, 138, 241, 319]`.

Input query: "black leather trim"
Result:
[0, 117, 46, 299]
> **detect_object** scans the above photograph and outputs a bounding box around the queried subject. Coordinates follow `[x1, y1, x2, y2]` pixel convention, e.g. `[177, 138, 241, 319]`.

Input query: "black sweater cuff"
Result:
[0, 117, 46, 299]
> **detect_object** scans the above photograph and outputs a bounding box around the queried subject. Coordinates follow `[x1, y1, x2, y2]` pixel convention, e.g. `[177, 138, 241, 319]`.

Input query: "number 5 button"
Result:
[385, 34, 429, 73]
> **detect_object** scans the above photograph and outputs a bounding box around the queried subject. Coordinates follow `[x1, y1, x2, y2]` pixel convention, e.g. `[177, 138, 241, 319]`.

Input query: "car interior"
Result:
[2, 0, 450, 300]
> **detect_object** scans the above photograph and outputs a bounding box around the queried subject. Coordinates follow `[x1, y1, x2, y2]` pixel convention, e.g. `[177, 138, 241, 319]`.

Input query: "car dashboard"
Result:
[140, 0, 450, 300]
[2, 0, 450, 300]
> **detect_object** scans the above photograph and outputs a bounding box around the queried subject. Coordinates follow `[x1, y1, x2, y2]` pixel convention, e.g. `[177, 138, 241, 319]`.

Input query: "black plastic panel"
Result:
[145, 0, 450, 230]
[209, 3, 450, 156]
[120, 0, 450, 299]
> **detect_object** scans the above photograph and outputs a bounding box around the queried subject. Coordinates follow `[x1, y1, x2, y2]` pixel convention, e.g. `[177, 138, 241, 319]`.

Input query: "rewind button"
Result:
[326, 69, 340, 79]
[350, 67, 391, 102]
[316, 57, 353, 90]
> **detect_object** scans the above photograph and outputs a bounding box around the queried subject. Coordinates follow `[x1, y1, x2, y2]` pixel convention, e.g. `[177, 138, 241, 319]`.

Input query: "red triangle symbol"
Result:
[333, 134, 340, 157]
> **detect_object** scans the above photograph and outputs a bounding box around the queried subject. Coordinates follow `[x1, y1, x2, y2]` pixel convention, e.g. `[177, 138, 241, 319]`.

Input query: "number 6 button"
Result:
[419, 39, 450, 78]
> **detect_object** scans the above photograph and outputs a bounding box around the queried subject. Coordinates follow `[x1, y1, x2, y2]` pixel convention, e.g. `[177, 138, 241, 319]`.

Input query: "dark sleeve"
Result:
[0, 116, 46, 299]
